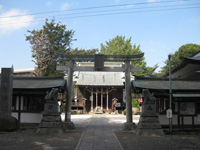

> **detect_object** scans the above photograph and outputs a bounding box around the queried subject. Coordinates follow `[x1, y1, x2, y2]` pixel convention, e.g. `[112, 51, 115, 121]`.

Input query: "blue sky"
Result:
[0, 0, 199, 72]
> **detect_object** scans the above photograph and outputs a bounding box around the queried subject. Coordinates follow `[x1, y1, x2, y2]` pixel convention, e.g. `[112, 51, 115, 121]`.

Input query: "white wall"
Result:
[12, 112, 42, 123]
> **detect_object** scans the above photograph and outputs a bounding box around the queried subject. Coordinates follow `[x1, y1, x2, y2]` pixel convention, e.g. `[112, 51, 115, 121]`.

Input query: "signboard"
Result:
[166, 109, 172, 118]
[180, 102, 196, 116]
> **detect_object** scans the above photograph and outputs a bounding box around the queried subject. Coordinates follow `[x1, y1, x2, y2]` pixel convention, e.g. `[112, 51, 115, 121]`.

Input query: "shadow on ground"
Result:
[0, 128, 82, 150]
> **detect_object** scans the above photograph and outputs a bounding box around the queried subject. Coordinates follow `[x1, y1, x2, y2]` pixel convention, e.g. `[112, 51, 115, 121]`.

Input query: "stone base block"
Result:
[37, 112, 64, 134]
[135, 115, 164, 136]
[135, 128, 164, 136]
[0, 115, 19, 131]
[63, 121, 75, 130]
[39, 121, 63, 128]
[123, 122, 136, 130]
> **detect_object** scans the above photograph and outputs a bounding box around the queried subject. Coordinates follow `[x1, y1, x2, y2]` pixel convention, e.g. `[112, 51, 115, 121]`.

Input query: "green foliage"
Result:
[123, 109, 126, 115]
[26, 18, 75, 76]
[161, 43, 200, 75]
[71, 112, 77, 115]
[132, 100, 139, 108]
[132, 93, 141, 108]
[100, 35, 148, 76]
[100, 35, 140, 55]
[70, 48, 99, 55]
[145, 64, 159, 77]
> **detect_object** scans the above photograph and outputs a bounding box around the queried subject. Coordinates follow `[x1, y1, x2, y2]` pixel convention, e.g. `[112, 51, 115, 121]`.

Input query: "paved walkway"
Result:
[75, 114, 126, 150]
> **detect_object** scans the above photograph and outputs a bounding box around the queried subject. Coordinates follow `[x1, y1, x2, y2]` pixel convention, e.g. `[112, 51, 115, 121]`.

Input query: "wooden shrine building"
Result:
[132, 76, 200, 128]
[0, 76, 66, 123]
[73, 62, 126, 113]
[132, 52, 200, 130]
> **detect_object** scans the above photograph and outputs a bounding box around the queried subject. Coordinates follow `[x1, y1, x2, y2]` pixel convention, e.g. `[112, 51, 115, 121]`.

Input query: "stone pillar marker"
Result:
[0, 68, 13, 116]
[0, 67, 19, 131]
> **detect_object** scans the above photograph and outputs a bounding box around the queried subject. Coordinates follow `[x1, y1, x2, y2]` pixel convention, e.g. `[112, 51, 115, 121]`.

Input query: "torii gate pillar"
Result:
[123, 61, 135, 130]
[64, 60, 75, 129]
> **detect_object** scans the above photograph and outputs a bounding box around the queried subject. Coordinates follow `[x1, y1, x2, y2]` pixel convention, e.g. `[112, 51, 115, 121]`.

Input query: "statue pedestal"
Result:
[36, 112, 64, 134]
[135, 113, 164, 136]
[135, 90, 164, 136]
[37, 93, 64, 134]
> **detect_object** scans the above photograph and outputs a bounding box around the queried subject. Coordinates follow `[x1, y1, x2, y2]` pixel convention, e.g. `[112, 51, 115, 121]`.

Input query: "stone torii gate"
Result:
[56, 54, 144, 130]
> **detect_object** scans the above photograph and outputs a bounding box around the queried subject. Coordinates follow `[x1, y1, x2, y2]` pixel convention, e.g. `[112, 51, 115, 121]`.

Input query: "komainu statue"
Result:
[142, 89, 155, 104]
[45, 88, 58, 102]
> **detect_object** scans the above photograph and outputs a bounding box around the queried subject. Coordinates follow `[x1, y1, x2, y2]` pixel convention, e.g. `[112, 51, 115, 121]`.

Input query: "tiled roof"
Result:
[76, 72, 124, 87]
[0, 76, 66, 89]
[132, 76, 200, 91]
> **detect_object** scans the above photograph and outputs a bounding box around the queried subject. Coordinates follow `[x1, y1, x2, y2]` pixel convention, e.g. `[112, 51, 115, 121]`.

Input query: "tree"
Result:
[100, 35, 147, 76]
[70, 48, 99, 55]
[30, 29, 51, 76]
[145, 64, 159, 77]
[26, 19, 75, 76]
[161, 43, 200, 75]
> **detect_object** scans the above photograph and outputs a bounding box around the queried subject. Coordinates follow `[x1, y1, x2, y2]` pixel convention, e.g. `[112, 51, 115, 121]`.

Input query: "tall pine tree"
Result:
[26, 19, 75, 76]
[100, 35, 147, 76]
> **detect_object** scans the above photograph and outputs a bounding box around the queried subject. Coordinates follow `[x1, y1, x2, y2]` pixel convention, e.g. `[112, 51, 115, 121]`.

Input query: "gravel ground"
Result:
[1, 115, 200, 150]
[115, 131, 200, 150]
[0, 128, 82, 150]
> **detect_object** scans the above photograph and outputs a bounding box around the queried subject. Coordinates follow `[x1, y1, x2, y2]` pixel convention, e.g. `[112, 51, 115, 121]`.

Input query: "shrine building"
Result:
[72, 62, 127, 114]
[0, 76, 66, 123]
[132, 51, 200, 129]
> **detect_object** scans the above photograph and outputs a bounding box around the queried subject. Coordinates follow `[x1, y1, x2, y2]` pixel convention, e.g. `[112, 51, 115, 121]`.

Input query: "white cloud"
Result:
[60, 3, 72, 11]
[0, 9, 34, 34]
[0, 5, 3, 10]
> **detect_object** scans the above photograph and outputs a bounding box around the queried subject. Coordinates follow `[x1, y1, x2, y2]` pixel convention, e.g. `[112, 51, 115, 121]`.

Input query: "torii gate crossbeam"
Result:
[56, 54, 144, 130]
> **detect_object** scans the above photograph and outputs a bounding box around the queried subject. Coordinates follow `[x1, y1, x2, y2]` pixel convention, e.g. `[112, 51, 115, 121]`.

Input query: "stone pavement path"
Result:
[75, 114, 124, 150]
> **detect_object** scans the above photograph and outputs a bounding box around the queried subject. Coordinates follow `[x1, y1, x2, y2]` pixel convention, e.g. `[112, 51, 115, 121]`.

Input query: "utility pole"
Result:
[168, 54, 173, 133]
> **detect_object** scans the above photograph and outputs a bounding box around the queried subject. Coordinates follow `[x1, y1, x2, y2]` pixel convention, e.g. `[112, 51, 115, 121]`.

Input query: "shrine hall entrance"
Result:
[77, 84, 124, 114]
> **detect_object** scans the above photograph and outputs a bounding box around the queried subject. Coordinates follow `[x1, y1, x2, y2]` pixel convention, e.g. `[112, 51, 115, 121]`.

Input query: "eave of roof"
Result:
[132, 76, 200, 91]
[0, 76, 66, 89]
